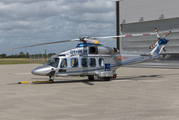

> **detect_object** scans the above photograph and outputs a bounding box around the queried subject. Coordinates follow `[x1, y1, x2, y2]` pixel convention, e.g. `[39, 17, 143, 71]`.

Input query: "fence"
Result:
[29, 54, 55, 64]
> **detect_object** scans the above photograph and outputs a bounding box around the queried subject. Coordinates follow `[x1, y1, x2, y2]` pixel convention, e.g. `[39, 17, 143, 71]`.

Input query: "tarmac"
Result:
[126, 60, 179, 69]
[1, 64, 179, 120]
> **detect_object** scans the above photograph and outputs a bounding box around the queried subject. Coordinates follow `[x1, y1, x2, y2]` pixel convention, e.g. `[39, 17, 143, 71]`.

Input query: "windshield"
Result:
[45, 57, 60, 68]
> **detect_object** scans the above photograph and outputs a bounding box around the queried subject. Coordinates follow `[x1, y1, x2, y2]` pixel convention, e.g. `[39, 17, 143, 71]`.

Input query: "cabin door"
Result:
[81, 57, 89, 75]
[104, 56, 111, 71]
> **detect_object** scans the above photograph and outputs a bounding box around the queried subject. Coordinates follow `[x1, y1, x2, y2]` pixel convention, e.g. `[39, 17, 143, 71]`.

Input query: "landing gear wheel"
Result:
[88, 75, 94, 80]
[49, 76, 54, 83]
[103, 77, 110, 81]
[49, 79, 53, 83]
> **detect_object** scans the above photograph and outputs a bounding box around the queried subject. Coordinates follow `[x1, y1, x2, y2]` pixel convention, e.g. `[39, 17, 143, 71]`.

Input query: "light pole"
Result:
[44, 49, 47, 62]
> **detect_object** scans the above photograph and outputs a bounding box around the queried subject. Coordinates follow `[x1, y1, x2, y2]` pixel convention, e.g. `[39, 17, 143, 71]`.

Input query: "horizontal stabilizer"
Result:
[163, 55, 171, 59]
[140, 54, 152, 57]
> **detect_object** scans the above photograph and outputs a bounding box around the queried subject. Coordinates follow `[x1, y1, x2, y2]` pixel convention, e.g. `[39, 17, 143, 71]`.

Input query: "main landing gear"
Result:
[88, 75, 94, 80]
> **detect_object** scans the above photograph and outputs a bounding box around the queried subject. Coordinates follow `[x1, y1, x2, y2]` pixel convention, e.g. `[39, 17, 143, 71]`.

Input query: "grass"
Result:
[0, 58, 30, 64]
[0, 58, 49, 65]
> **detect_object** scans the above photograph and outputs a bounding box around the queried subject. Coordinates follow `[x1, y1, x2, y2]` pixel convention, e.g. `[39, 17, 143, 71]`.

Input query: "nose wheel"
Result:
[49, 76, 54, 83]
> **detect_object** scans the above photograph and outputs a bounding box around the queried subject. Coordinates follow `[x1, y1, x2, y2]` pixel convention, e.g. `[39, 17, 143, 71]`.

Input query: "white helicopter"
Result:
[7, 28, 171, 82]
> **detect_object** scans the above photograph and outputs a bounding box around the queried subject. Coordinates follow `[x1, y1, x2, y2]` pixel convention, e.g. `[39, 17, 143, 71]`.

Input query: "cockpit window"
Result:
[45, 57, 59, 68]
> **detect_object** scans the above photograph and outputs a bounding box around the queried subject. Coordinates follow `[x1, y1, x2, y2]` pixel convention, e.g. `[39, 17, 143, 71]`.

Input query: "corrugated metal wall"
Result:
[120, 0, 179, 24]
[121, 18, 179, 54]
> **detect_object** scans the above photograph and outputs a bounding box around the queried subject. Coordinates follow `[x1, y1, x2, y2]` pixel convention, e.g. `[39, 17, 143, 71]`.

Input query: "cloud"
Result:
[0, 0, 116, 55]
[0, 0, 52, 4]
[0, 38, 4, 43]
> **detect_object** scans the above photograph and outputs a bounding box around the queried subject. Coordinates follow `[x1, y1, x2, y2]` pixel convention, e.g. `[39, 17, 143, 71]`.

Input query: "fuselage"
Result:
[31, 43, 160, 78]
[32, 43, 121, 78]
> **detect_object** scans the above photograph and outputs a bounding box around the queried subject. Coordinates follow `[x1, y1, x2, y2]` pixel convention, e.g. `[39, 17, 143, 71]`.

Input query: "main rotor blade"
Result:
[84, 38, 99, 44]
[7, 31, 166, 51]
[6, 39, 78, 51]
[93, 33, 156, 39]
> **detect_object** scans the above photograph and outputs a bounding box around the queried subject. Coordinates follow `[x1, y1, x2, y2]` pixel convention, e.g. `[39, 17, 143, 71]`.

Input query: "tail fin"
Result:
[150, 38, 169, 55]
[150, 44, 164, 55]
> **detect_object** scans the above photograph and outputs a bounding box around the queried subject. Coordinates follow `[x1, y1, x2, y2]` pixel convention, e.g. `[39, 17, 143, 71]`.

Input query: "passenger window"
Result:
[81, 58, 88, 67]
[71, 58, 78, 67]
[89, 58, 96, 67]
[99, 58, 104, 67]
[60, 58, 67, 68]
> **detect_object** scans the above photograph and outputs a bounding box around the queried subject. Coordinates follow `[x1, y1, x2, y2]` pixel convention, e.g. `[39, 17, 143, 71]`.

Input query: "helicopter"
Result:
[6, 28, 171, 82]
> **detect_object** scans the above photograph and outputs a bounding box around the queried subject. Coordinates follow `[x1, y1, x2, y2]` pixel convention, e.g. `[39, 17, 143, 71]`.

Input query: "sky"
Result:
[0, 0, 117, 55]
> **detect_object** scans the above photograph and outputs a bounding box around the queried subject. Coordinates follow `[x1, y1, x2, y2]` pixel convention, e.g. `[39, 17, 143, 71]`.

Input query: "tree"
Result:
[26, 52, 29, 58]
[0, 53, 7, 58]
[14, 54, 18, 58]
[19, 52, 25, 58]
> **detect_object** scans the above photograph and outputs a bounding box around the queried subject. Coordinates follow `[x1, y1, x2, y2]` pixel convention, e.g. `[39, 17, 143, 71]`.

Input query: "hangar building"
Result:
[115, 0, 179, 60]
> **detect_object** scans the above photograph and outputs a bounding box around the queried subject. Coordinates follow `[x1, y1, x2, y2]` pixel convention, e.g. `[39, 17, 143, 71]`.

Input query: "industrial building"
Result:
[115, 0, 179, 60]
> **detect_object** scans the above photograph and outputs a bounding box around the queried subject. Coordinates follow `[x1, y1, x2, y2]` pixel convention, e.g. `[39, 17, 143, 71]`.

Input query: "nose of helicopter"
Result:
[31, 65, 53, 76]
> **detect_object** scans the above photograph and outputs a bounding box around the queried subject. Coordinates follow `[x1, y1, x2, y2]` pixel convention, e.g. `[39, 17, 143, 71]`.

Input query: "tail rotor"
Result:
[162, 30, 171, 38]
[150, 28, 171, 52]
[150, 28, 171, 54]
[149, 28, 161, 49]
[155, 28, 160, 39]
